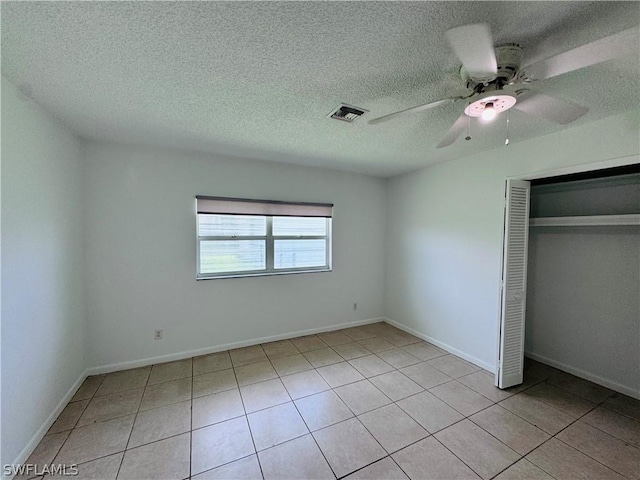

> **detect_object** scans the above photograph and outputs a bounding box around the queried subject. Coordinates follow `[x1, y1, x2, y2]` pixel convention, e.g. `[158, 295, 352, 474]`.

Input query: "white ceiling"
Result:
[2, 2, 639, 177]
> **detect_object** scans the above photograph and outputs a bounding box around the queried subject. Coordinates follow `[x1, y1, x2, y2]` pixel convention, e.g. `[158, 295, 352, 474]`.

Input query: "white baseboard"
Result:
[6, 316, 386, 480]
[384, 317, 495, 373]
[86, 317, 386, 376]
[3, 371, 88, 480]
[525, 351, 640, 400]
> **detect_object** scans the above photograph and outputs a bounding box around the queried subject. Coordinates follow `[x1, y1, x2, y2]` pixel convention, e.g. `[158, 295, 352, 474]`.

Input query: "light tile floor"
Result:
[21, 322, 640, 479]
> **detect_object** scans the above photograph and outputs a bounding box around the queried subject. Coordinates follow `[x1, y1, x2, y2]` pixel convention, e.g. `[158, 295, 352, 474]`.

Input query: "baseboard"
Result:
[6, 316, 386, 479]
[525, 351, 640, 400]
[3, 371, 88, 480]
[384, 317, 495, 373]
[86, 317, 386, 376]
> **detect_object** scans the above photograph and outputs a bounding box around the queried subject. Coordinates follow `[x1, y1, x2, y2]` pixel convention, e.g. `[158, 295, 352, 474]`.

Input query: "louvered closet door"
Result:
[497, 179, 531, 388]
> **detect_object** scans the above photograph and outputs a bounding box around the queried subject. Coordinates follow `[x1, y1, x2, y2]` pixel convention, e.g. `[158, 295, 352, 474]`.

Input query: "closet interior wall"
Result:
[525, 173, 640, 398]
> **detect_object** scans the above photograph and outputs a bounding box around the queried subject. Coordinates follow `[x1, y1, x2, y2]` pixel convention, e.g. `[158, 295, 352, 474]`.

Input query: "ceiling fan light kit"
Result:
[464, 90, 518, 120]
[367, 22, 637, 148]
[481, 103, 497, 121]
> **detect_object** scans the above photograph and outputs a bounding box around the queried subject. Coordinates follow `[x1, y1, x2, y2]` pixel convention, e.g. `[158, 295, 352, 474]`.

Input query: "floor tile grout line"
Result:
[288, 389, 339, 479]
[489, 377, 565, 430]
[333, 455, 394, 480]
[91, 366, 151, 398]
[535, 395, 637, 479]
[73, 388, 146, 430]
[436, 407, 528, 477]
[465, 412, 547, 458]
[122, 366, 153, 466]
[137, 393, 192, 415]
[426, 378, 495, 409]
[33, 430, 71, 472]
[542, 372, 617, 404]
[46, 383, 99, 444]
[192, 349, 232, 377]
[390, 389, 526, 479]
[232, 353, 266, 480]
[118, 430, 193, 453]
[259, 347, 303, 429]
[417, 380, 543, 478]
[43, 327, 637, 480]
[549, 385, 615, 405]
[197, 331, 415, 385]
[450, 372, 557, 478]
[254, 341, 345, 477]
[498, 376, 626, 479]
[308, 385, 474, 477]
[71, 374, 106, 428]
[333, 378, 394, 417]
[551, 434, 637, 479]
[345, 404, 411, 461]
[190, 452, 258, 480]
[489, 459, 529, 480]
[580, 413, 640, 447]
[53, 337, 467, 423]
[278, 334, 393, 478]
[50, 375, 108, 468]
[432, 432, 496, 480]
[455, 370, 525, 404]
[521, 382, 601, 416]
[595, 400, 639, 423]
[389, 454, 415, 480]
[258, 340, 335, 478]
[189, 357, 194, 480]
[113, 367, 151, 479]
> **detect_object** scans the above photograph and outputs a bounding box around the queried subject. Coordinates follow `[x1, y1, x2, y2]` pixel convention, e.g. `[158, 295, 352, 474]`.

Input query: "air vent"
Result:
[328, 104, 368, 123]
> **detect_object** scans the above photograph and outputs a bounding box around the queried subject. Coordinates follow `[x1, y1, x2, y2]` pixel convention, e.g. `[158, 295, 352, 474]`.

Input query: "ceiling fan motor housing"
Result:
[495, 44, 523, 82]
[461, 44, 523, 86]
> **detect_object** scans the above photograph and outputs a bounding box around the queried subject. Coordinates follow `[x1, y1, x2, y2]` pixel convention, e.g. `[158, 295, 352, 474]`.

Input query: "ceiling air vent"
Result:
[328, 104, 368, 123]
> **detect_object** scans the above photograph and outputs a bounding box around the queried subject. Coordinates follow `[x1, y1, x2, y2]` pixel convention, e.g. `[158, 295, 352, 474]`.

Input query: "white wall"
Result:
[83, 141, 386, 369]
[385, 110, 640, 371]
[1, 77, 86, 467]
[526, 225, 639, 396]
[530, 176, 640, 217]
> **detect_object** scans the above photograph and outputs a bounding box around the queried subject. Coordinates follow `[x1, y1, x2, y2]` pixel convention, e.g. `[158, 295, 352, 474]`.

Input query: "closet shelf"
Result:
[529, 214, 640, 227]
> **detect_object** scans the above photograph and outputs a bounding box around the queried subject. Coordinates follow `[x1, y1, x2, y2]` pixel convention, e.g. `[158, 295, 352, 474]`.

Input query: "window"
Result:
[196, 196, 332, 279]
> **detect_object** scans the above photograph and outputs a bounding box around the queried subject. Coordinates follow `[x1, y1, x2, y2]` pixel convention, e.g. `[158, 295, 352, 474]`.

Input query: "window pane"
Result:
[274, 239, 326, 269]
[198, 214, 266, 237]
[272, 217, 327, 236]
[200, 240, 265, 274]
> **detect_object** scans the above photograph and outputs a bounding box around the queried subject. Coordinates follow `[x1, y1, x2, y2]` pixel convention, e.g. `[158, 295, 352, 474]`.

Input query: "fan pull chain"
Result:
[465, 104, 472, 141]
[505, 110, 510, 146]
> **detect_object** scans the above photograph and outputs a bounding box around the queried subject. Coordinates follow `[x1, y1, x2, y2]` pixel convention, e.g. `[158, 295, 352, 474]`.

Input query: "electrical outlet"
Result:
[154, 329, 163, 340]
[353, 303, 358, 310]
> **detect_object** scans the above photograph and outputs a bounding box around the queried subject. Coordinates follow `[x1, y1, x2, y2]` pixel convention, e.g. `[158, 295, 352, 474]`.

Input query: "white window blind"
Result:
[197, 197, 333, 217]
[196, 197, 333, 279]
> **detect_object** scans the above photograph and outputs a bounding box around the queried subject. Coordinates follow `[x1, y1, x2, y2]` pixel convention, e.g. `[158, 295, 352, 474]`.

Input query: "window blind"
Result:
[196, 196, 333, 218]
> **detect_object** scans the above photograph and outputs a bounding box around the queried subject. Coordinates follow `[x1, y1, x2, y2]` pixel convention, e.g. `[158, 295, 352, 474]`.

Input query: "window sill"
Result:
[196, 268, 332, 280]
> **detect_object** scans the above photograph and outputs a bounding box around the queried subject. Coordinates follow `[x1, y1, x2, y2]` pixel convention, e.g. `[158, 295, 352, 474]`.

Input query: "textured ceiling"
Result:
[2, 2, 639, 176]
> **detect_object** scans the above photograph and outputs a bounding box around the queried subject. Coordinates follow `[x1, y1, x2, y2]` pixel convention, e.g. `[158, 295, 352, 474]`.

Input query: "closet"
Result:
[524, 166, 640, 398]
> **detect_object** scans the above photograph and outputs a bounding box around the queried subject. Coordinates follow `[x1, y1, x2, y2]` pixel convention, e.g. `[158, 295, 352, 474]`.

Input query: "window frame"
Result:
[196, 201, 332, 280]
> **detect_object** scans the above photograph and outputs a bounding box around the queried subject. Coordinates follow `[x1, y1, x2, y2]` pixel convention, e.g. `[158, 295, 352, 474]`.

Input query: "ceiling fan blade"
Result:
[524, 27, 639, 80]
[513, 91, 588, 125]
[445, 23, 497, 81]
[368, 98, 454, 125]
[437, 114, 468, 148]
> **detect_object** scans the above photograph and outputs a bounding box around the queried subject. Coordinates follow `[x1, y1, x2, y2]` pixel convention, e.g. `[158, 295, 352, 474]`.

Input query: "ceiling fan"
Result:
[368, 23, 638, 147]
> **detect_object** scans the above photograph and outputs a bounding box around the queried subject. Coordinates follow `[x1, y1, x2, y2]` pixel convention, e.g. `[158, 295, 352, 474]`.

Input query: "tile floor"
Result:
[21, 322, 640, 480]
